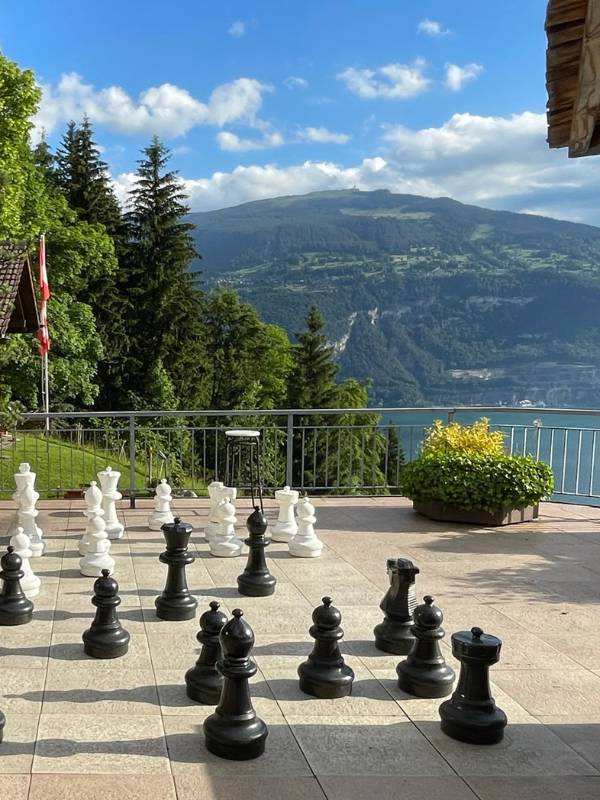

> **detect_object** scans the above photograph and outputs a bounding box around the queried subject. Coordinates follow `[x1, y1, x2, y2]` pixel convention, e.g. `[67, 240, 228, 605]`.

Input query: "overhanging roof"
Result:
[546, 0, 600, 157]
[0, 241, 40, 339]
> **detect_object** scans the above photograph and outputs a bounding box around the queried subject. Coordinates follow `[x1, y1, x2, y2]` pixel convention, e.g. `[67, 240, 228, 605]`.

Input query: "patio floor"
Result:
[1, 496, 600, 799]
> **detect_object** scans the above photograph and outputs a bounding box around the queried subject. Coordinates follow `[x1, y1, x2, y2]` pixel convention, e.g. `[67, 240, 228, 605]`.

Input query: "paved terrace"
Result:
[1, 497, 600, 800]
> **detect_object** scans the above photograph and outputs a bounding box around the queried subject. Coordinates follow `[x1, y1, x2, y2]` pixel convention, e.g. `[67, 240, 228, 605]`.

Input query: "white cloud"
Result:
[297, 126, 350, 144]
[109, 109, 600, 225]
[32, 73, 272, 139]
[337, 60, 430, 99]
[216, 130, 284, 152]
[228, 20, 246, 38]
[284, 76, 309, 90]
[417, 18, 450, 36]
[445, 63, 483, 91]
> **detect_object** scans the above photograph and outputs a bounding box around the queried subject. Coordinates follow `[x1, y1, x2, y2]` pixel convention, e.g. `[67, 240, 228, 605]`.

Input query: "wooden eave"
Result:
[0, 242, 40, 339]
[546, 0, 600, 157]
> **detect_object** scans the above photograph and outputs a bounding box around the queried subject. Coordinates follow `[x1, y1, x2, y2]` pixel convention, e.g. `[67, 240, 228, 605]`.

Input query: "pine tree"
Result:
[288, 306, 338, 408]
[120, 136, 205, 407]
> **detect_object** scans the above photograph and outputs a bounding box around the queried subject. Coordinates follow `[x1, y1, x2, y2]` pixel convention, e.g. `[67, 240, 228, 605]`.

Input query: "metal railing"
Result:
[1, 406, 599, 505]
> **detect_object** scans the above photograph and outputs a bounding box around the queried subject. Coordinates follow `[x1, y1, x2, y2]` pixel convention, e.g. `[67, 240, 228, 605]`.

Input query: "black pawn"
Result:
[155, 517, 198, 621]
[439, 626, 507, 745]
[396, 595, 455, 698]
[82, 569, 130, 659]
[203, 608, 268, 760]
[237, 507, 277, 597]
[185, 600, 228, 704]
[374, 557, 420, 654]
[0, 546, 33, 625]
[298, 596, 354, 698]
[0, 708, 5, 743]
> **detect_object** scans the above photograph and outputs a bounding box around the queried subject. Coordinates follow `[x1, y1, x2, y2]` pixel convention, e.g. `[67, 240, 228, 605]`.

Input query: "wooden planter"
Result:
[413, 500, 539, 527]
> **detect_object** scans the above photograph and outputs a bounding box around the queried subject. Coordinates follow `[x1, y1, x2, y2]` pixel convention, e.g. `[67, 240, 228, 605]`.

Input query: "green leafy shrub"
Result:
[401, 452, 554, 513]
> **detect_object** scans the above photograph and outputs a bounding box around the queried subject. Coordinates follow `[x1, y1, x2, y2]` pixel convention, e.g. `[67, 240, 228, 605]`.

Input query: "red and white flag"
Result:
[36, 233, 51, 356]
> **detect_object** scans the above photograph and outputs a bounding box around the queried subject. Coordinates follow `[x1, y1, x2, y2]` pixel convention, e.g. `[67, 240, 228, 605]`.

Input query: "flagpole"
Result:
[43, 349, 49, 433]
[38, 233, 50, 434]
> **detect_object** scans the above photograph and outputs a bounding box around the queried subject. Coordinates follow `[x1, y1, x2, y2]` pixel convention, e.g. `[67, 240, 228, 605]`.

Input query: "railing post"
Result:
[447, 408, 456, 423]
[129, 415, 136, 508]
[286, 412, 294, 486]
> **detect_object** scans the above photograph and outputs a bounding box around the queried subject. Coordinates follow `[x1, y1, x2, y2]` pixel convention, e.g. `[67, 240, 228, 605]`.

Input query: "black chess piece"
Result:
[203, 608, 268, 760]
[374, 558, 420, 654]
[237, 507, 277, 597]
[0, 708, 5, 743]
[155, 517, 198, 621]
[439, 626, 507, 745]
[82, 569, 130, 659]
[298, 596, 354, 698]
[185, 600, 228, 704]
[0, 546, 33, 626]
[396, 595, 455, 698]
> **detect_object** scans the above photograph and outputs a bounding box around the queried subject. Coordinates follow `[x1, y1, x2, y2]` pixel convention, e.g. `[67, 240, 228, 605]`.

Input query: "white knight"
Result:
[289, 495, 323, 558]
[209, 498, 243, 557]
[205, 481, 237, 543]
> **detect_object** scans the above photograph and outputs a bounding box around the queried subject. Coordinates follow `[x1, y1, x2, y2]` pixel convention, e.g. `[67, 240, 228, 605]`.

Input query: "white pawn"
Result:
[271, 485, 299, 543]
[209, 498, 243, 557]
[9, 526, 40, 598]
[205, 482, 237, 543]
[148, 479, 175, 531]
[97, 466, 124, 540]
[79, 481, 104, 555]
[289, 496, 323, 558]
[18, 482, 44, 557]
[79, 489, 114, 577]
[7, 462, 31, 538]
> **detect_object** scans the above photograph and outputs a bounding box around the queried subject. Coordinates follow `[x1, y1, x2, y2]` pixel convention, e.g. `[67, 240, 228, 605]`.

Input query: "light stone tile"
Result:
[465, 776, 600, 800]
[0, 667, 46, 714]
[49, 633, 152, 670]
[174, 775, 326, 800]
[0, 775, 30, 799]
[42, 666, 160, 715]
[492, 669, 600, 716]
[163, 713, 312, 776]
[319, 776, 478, 800]
[33, 714, 170, 773]
[28, 774, 177, 800]
[288, 714, 453, 776]
[539, 715, 600, 771]
[0, 713, 38, 773]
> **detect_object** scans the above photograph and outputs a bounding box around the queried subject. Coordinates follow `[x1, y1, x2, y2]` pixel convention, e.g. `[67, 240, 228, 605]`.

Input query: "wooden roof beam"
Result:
[569, 0, 600, 156]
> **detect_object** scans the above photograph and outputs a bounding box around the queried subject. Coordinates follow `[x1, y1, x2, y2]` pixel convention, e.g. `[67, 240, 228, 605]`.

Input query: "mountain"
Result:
[188, 189, 600, 407]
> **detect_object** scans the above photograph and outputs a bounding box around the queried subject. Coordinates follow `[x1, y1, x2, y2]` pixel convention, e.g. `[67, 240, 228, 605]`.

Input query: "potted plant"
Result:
[401, 418, 554, 526]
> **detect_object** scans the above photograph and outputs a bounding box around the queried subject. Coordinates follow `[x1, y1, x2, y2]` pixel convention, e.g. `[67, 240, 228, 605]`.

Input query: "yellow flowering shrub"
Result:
[422, 418, 505, 458]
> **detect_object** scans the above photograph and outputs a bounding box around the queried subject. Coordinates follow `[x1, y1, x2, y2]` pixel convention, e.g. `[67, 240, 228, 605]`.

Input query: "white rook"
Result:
[271, 485, 299, 543]
[97, 466, 124, 540]
[289, 496, 323, 558]
[209, 498, 243, 557]
[9, 526, 40, 598]
[148, 479, 175, 530]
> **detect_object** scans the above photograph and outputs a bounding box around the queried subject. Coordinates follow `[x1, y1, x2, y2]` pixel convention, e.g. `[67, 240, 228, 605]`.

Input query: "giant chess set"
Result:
[0, 464, 507, 756]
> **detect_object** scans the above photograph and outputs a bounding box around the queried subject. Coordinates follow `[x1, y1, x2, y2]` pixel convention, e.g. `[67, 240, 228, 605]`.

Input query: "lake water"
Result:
[382, 408, 600, 506]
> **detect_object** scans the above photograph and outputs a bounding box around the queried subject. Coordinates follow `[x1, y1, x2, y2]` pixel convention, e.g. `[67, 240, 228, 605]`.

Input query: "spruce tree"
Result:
[288, 306, 338, 408]
[120, 136, 205, 407]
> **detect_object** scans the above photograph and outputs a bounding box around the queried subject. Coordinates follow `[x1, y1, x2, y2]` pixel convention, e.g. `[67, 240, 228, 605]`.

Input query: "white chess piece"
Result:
[209, 498, 243, 557]
[148, 479, 175, 530]
[289, 496, 323, 558]
[97, 466, 124, 540]
[205, 481, 237, 543]
[17, 481, 44, 557]
[9, 526, 40, 598]
[7, 462, 31, 538]
[79, 486, 115, 577]
[271, 485, 299, 543]
[79, 481, 104, 555]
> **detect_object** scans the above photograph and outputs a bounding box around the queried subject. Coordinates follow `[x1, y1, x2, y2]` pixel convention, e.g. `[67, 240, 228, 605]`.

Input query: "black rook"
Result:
[203, 609, 268, 760]
[374, 557, 420, 654]
[439, 626, 507, 745]
[237, 507, 276, 597]
[185, 600, 228, 704]
[155, 517, 198, 621]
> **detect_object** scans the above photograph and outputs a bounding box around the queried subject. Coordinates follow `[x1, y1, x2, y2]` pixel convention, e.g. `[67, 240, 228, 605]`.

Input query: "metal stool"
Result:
[225, 429, 263, 512]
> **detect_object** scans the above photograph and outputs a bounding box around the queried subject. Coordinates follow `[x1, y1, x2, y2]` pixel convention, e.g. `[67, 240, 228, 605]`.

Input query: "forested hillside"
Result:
[190, 190, 600, 407]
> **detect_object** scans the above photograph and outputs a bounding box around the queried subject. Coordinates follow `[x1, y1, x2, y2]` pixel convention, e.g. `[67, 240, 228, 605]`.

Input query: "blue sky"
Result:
[3, 1, 598, 223]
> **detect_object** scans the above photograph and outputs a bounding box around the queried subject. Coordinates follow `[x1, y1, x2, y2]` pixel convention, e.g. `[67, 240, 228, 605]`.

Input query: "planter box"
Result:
[413, 500, 539, 527]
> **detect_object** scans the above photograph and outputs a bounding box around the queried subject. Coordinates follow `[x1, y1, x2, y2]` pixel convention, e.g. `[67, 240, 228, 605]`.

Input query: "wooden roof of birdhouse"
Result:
[546, 0, 600, 156]
[0, 241, 40, 339]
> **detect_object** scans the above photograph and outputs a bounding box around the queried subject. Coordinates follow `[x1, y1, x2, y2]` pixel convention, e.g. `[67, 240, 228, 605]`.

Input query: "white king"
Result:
[271, 485, 299, 543]
[289, 495, 323, 558]
[148, 478, 175, 530]
[97, 466, 124, 540]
